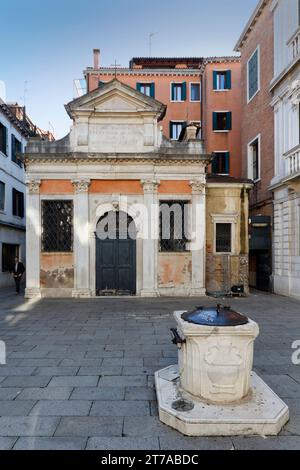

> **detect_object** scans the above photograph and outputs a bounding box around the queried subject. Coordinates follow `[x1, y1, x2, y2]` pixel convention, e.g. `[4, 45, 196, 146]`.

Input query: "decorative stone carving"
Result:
[72, 179, 90, 193]
[141, 179, 160, 194]
[26, 179, 41, 195]
[175, 311, 259, 403]
[189, 179, 206, 195]
[112, 200, 119, 211]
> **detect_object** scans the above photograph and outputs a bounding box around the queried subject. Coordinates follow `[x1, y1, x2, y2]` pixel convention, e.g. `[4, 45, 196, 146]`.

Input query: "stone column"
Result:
[25, 179, 42, 299]
[140, 179, 160, 297]
[72, 179, 91, 298]
[189, 179, 206, 296]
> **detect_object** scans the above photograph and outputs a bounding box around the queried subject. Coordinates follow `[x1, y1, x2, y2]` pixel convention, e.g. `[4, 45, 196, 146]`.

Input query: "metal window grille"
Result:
[42, 200, 73, 252]
[159, 201, 189, 252]
[216, 223, 231, 253]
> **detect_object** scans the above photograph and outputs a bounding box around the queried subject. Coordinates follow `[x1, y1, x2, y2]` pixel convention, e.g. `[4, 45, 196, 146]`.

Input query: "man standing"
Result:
[11, 257, 25, 294]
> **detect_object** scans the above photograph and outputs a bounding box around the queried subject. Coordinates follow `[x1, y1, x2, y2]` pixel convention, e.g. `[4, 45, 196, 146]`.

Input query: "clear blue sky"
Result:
[1, 0, 258, 138]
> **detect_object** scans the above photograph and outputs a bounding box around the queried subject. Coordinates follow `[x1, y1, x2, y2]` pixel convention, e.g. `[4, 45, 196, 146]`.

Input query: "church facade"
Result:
[24, 80, 251, 298]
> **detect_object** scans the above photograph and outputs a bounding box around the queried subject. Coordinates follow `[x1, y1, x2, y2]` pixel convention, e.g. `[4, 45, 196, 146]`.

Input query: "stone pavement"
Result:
[0, 287, 300, 450]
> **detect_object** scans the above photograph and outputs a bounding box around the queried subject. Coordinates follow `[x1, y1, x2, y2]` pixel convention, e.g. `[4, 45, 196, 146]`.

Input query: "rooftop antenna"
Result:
[23, 81, 28, 107]
[110, 59, 121, 79]
[149, 32, 159, 57]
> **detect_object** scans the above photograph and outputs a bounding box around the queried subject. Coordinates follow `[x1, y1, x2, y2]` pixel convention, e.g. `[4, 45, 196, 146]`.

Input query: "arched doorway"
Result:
[96, 211, 136, 295]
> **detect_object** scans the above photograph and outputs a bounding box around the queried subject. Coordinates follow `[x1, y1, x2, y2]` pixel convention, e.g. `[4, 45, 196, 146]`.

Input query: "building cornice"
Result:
[234, 0, 269, 51]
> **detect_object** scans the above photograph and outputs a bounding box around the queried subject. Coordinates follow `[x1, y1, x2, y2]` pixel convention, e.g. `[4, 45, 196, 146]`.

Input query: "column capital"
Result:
[141, 179, 160, 194]
[72, 179, 91, 194]
[189, 178, 206, 195]
[26, 179, 41, 195]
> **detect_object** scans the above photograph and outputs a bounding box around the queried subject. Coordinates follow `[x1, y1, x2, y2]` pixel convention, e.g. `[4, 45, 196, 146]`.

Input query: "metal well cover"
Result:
[181, 304, 248, 327]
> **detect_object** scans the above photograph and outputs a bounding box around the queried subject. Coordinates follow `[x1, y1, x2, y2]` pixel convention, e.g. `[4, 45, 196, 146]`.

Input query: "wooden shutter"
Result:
[212, 112, 218, 131]
[19, 192, 24, 218]
[171, 83, 175, 101]
[226, 112, 232, 130]
[182, 82, 187, 101]
[11, 135, 16, 162]
[226, 70, 232, 89]
[213, 71, 218, 90]
[225, 152, 230, 174]
[150, 82, 155, 98]
[169, 121, 174, 139]
[136, 82, 141, 92]
[12, 188, 17, 215]
[211, 153, 218, 174]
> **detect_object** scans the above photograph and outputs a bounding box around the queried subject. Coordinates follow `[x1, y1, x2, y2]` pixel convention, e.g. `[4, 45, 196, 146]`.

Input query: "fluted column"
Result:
[189, 178, 206, 296]
[72, 179, 91, 298]
[25, 179, 42, 299]
[140, 179, 160, 297]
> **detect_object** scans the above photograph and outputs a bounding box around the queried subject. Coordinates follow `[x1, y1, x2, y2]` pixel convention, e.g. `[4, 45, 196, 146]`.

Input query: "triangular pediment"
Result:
[66, 79, 166, 119]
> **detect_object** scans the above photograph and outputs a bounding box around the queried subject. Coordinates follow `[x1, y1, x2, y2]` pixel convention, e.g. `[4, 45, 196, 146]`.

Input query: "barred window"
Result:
[42, 200, 73, 252]
[216, 223, 232, 253]
[159, 200, 189, 252]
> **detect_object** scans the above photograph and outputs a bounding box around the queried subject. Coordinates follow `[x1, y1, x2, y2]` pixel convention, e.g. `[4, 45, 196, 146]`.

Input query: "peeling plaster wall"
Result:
[40, 253, 74, 288]
[158, 253, 192, 289]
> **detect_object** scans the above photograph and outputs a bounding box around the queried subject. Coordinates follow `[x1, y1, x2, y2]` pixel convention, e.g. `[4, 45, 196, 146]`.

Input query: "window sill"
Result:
[213, 89, 230, 92]
[247, 88, 260, 104]
[170, 100, 185, 103]
[213, 130, 230, 133]
[0, 151, 8, 158]
[190, 100, 201, 103]
[214, 252, 234, 256]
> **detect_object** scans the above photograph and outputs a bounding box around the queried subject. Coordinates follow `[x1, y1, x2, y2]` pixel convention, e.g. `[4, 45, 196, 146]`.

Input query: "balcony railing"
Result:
[288, 27, 300, 61]
[284, 144, 300, 177]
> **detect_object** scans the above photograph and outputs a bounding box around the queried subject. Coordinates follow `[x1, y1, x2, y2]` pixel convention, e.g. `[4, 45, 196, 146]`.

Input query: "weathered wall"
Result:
[40, 253, 74, 288]
[158, 253, 192, 289]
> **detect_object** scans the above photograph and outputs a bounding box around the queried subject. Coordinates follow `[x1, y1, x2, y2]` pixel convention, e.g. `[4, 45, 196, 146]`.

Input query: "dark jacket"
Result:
[11, 262, 25, 276]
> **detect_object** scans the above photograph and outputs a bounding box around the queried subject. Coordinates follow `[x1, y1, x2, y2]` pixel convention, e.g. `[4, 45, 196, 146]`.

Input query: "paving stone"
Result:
[59, 358, 103, 367]
[30, 400, 91, 416]
[77, 366, 121, 376]
[123, 416, 183, 438]
[13, 437, 87, 450]
[90, 400, 150, 417]
[0, 416, 60, 436]
[71, 387, 125, 401]
[261, 374, 300, 398]
[18, 358, 61, 367]
[33, 366, 79, 376]
[0, 401, 36, 416]
[0, 437, 17, 450]
[1, 376, 52, 387]
[48, 376, 99, 387]
[233, 436, 300, 450]
[87, 437, 159, 450]
[160, 436, 233, 450]
[16, 387, 73, 401]
[100, 375, 147, 387]
[55, 416, 123, 437]
[0, 366, 36, 376]
[125, 387, 156, 401]
[0, 388, 21, 400]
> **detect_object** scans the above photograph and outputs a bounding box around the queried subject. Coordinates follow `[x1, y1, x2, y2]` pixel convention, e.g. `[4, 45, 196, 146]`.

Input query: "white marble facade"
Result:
[270, 0, 300, 299]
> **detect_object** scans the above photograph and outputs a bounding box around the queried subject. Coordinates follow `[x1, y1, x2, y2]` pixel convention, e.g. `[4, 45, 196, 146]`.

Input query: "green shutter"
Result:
[212, 112, 218, 131]
[226, 112, 232, 130]
[11, 135, 16, 162]
[213, 71, 218, 90]
[225, 152, 230, 174]
[169, 121, 173, 139]
[226, 70, 232, 89]
[19, 192, 24, 218]
[136, 82, 141, 92]
[211, 153, 218, 174]
[150, 82, 155, 98]
[171, 83, 175, 101]
[182, 82, 187, 101]
[12, 188, 17, 215]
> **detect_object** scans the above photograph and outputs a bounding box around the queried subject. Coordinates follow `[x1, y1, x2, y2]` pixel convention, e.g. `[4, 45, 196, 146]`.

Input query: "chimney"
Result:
[93, 49, 100, 69]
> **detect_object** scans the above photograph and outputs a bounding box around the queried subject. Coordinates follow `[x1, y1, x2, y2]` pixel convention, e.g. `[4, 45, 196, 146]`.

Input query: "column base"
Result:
[72, 289, 92, 299]
[189, 287, 206, 297]
[140, 289, 159, 298]
[24, 288, 42, 299]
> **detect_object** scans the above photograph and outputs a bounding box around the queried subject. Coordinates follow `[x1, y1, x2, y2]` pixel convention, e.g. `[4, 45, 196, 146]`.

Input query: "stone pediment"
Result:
[65, 79, 166, 119]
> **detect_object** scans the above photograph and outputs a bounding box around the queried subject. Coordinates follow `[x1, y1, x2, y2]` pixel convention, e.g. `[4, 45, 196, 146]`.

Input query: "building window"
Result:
[11, 135, 23, 167]
[190, 83, 201, 101]
[212, 152, 230, 175]
[0, 123, 8, 155]
[213, 112, 232, 131]
[171, 82, 187, 101]
[213, 71, 231, 90]
[42, 200, 73, 252]
[136, 82, 155, 98]
[247, 47, 260, 102]
[170, 121, 186, 140]
[0, 181, 5, 211]
[248, 136, 260, 181]
[216, 223, 232, 253]
[2, 243, 19, 272]
[12, 189, 24, 218]
[159, 200, 189, 252]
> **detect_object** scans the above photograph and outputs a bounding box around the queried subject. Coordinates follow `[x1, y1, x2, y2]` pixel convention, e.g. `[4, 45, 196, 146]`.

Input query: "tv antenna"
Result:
[149, 32, 159, 56]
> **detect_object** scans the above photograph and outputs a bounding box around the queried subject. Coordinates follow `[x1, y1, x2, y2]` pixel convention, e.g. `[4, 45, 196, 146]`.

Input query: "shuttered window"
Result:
[0, 123, 8, 155]
[212, 112, 232, 131]
[136, 82, 155, 98]
[169, 121, 187, 140]
[211, 152, 230, 175]
[248, 48, 259, 101]
[12, 188, 24, 218]
[171, 83, 187, 101]
[0, 181, 5, 211]
[213, 71, 231, 90]
[11, 135, 23, 167]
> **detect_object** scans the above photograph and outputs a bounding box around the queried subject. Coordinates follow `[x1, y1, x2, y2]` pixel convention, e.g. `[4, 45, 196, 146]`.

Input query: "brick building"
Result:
[83, 51, 242, 180]
[235, 0, 274, 291]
